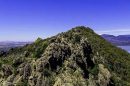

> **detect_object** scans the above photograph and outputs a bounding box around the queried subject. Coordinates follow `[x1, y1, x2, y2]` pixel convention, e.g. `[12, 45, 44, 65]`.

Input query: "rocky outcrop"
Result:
[98, 64, 111, 86]
[2, 65, 13, 77]
[23, 63, 32, 80]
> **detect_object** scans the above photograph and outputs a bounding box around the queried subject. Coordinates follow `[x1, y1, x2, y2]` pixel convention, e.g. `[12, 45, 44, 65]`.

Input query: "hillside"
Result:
[0, 26, 130, 86]
[101, 34, 130, 46]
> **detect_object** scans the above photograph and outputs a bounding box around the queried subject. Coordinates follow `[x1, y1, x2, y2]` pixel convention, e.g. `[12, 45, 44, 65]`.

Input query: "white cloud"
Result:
[96, 29, 130, 35]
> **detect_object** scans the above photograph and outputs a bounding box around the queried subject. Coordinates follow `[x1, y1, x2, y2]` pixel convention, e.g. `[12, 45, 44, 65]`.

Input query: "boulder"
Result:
[2, 65, 13, 77]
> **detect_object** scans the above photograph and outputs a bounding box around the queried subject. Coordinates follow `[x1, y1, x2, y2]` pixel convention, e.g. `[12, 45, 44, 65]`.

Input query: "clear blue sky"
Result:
[0, 0, 130, 41]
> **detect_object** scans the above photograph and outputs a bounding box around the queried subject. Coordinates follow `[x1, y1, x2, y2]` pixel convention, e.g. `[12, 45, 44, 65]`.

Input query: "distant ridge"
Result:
[0, 41, 32, 51]
[101, 34, 130, 46]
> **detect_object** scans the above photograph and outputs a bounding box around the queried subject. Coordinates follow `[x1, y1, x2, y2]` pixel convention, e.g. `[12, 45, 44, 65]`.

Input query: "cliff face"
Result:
[0, 26, 130, 86]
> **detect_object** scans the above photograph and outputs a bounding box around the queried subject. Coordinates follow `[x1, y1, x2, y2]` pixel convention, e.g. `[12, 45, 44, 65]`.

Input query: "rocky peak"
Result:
[0, 26, 130, 86]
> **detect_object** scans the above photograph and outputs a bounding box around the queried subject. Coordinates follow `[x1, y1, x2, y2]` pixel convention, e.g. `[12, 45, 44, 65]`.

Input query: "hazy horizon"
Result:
[0, 0, 130, 41]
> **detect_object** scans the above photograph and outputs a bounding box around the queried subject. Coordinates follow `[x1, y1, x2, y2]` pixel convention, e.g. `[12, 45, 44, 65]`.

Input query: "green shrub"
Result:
[89, 65, 99, 76]
[32, 41, 48, 58]
[43, 69, 51, 77]
[74, 35, 81, 43]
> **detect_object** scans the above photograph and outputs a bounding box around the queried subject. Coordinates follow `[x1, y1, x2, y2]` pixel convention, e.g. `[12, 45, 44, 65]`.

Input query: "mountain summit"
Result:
[0, 26, 130, 86]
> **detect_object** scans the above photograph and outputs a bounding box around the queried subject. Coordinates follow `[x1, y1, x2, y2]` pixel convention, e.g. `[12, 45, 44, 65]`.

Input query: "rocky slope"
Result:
[0, 26, 130, 86]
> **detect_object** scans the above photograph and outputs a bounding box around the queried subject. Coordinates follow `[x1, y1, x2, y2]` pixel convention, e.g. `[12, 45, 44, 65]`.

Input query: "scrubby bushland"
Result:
[0, 26, 130, 86]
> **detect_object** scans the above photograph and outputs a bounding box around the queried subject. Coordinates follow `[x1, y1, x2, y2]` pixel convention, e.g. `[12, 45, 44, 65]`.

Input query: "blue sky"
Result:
[0, 0, 130, 41]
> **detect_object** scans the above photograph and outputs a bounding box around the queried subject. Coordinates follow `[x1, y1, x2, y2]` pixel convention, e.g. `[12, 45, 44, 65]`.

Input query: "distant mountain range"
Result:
[0, 41, 32, 51]
[0, 34, 129, 52]
[101, 34, 130, 46]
